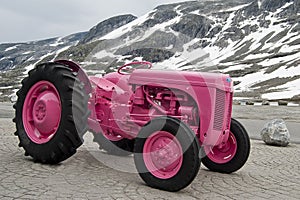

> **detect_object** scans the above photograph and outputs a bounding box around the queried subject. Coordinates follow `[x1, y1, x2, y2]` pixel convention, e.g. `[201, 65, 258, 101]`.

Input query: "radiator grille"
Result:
[227, 92, 233, 129]
[213, 89, 226, 130]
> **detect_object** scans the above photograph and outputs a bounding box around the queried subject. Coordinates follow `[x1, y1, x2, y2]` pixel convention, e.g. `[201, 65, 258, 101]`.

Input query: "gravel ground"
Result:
[1, 103, 300, 199]
[1, 118, 300, 200]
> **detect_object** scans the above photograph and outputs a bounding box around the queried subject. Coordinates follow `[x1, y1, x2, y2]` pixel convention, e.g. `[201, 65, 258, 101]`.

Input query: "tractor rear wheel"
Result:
[13, 63, 89, 164]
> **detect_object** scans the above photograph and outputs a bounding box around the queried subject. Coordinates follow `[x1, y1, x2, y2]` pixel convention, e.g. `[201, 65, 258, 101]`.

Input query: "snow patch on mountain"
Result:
[1, 0, 300, 101]
[262, 78, 300, 99]
[101, 11, 155, 40]
[4, 45, 19, 52]
[49, 37, 64, 47]
[88, 1, 300, 100]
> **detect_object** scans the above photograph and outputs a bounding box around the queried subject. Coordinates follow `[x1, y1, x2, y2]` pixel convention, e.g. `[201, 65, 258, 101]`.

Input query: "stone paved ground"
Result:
[1, 118, 300, 200]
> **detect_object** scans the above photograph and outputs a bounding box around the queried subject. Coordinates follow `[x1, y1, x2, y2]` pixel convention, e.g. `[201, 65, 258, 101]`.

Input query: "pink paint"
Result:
[55, 60, 92, 93]
[143, 131, 183, 179]
[84, 62, 234, 148]
[117, 61, 152, 75]
[57, 59, 234, 157]
[204, 132, 237, 164]
[22, 81, 61, 144]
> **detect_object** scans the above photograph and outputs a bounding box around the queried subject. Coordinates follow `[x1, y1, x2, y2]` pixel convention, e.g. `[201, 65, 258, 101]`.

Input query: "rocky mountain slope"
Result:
[0, 14, 137, 101]
[0, 0, 300, 101]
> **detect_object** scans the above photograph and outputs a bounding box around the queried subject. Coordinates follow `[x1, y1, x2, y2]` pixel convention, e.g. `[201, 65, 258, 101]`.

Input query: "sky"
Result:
[0, 0, 186, 44]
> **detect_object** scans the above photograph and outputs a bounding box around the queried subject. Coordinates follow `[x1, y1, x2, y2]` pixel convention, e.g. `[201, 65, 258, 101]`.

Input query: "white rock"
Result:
[261, 119, 290, 147]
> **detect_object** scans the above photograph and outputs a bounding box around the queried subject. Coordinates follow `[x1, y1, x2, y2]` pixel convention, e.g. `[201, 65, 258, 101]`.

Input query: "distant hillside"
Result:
[1, 0, 300, 102]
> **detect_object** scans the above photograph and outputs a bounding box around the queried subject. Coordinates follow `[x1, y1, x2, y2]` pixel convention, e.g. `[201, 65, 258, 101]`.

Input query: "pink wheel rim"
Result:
[143, 131, 183, 179]
[204, 132, 237, 164]
[22, 81, 61, 144]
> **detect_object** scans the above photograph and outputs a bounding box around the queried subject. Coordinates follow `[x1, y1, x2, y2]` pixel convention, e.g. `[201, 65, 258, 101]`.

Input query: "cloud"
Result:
[0, 0, 186, 43]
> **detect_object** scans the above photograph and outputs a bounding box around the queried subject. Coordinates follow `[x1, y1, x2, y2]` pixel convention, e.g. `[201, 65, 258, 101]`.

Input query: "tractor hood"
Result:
[128, 69, 233, 92]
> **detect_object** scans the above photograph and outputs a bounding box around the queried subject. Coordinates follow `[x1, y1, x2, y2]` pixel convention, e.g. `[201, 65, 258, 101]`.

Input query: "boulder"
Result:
[261, 119, 290, 147]
[278, 100, 288, 106]
[262, 100, 270, 106]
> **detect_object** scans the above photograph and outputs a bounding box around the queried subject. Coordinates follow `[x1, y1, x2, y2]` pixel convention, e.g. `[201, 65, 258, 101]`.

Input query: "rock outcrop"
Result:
[261, 119, 290, 146]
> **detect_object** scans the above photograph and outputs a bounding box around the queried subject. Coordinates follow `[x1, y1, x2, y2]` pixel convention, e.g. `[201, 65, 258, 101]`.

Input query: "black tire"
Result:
[13, 63, 89, 164]
[202, 118, 250, 173]
[92, 131, 134, 156]
[134, 117, 200, 192]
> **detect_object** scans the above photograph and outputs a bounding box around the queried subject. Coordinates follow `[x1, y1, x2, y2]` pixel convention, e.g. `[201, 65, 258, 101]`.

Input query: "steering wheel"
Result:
[118, 61, 152, 75]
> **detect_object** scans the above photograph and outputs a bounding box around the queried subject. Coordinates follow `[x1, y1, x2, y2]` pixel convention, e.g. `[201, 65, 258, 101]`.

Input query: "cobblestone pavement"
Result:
[1, 118, 300, 200]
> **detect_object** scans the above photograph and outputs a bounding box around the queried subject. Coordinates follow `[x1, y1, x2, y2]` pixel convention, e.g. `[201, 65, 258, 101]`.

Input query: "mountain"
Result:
[0, 32, 87, 101]
[1, 0, 300, 102]
[79, 14, 137, 44]
[0, 14, 137, 101]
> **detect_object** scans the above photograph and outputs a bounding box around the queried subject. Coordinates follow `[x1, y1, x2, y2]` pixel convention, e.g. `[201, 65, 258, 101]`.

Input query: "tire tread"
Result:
[13, 63, 89, 164]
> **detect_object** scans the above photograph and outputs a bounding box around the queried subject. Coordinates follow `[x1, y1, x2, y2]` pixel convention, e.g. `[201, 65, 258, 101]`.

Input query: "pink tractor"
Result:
[13, 60, 250, 191]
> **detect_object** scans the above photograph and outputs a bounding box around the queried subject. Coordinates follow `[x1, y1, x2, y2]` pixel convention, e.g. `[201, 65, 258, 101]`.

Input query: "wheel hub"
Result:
[151, 137, 181, 171]
[204, 132, 237, 164]
[22, 81, 61, 144]
[32, 91, 61, 136]
[143, 131, 183, 179]
[34, 101, 46, 121]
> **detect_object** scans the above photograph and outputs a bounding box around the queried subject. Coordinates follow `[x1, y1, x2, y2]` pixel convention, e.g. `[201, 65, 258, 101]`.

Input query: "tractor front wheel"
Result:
[202, 118, 250, 173]
[134, 117, 200, 192]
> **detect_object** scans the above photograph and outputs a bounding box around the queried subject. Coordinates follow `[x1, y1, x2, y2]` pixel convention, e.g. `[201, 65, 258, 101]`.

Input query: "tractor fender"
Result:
[55, 60, 92, 94]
